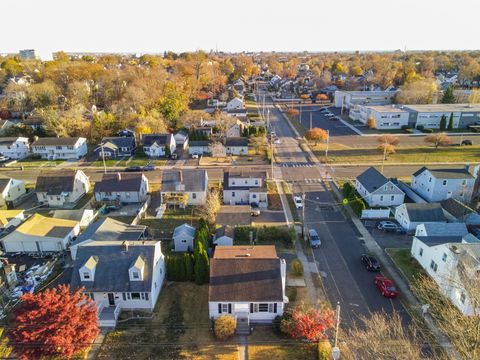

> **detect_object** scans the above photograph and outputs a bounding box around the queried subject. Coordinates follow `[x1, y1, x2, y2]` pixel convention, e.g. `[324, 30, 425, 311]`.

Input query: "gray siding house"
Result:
[94, 173, 149, 204]
[223, 170, 268, 208]
[161, 169, 208, 206]
[395, 203, 447, 233]
[355, 167, 405, 207]
[172, 223, 196, 252]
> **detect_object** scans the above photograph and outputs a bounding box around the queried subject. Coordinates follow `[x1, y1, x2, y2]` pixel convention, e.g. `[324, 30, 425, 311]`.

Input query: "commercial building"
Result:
[334, 90, 398, 109]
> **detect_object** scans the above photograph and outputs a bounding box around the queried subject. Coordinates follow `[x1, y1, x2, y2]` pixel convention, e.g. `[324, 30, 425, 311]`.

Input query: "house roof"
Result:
[223, 170, 266, 191]
[33, 137, 83, 146]
[440, 198, 475, 219]
[0, 178, 11, 193]
[413, 166, 474, 179]
[35, 170, 79, 195]
[0, 210, 23, 227]
[161, 169, 207, 193]
[173, 223, 196, 239]
[94, 173, 145, 193]
[52, 209, 93, 222]
[403, 203, 447, 222]
[419, 223, 469, 237]
[215, 225, 234, 239]
[142, 134, 172, 147]
[71, 242, 158, 293]
[72, 217, 146, 246]
[14, 214, 78, 238]
[216, 205, 252, 226]
[189, 140, 211, 147]
[225, 137, 249, 147]
[356, 167, 388, 193]
[101, 136, 134, 148]
[416, 233, 480, 247]
[0, 137, 20, 146]
[209, 246, 283, 302]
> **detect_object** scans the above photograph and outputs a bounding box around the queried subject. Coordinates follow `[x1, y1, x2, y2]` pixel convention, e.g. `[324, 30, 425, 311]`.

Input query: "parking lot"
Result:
[363, 220, 412, 249]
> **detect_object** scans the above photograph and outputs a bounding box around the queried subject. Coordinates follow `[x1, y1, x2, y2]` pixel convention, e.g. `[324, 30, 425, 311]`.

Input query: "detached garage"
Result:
[1, 214, 80, 253]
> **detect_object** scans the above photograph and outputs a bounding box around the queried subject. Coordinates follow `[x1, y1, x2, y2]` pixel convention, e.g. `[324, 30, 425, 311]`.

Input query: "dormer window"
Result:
[132, 271, 140, 279]
[83, 272, 90, 279]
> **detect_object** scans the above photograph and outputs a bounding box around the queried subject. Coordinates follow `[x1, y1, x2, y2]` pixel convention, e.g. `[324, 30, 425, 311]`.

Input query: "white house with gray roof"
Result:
[161, 169, 208, 206]
[355, 167, 405, 207]
[223, 170, 268, 208]
[411, 166, 476, 203]
[0, 137, 30, 159]
[94, 172, 149, 204]
[32, 137, 87, 160]
[172, 223, 196, 252]
[395, 203, 447, 233]
[142, 134, 176, 157]
[70, 240, 165, 327]
[411, 234, 480, 315]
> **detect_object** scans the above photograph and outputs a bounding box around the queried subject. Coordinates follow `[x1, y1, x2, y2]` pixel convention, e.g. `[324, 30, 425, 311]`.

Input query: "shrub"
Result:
[290, 259, 304, 277]
[404, 128, 414, 133]
[272, 315, 283, 335]
[342, 182, 354, 200]
[422, 128, 434, 133]
[416, 125, 424, 131]
[401, 125, 409, 130]
[350, 197, 366, 217]
[318, 340, 332, 360]
[214, 315, 236, 340]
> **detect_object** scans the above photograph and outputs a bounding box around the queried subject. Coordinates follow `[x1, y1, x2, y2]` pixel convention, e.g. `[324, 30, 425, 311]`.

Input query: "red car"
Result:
[374, 276, 398, 298]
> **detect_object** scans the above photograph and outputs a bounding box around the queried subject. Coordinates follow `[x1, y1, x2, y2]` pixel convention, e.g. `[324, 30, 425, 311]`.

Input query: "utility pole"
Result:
[381, 138, 388, 174]
[301, 193, 306, 240]
[310, 112, 313, 130]
[332, 302, 341, 360]
[325, 129, 330, 161]
[300, 102, 303, 124]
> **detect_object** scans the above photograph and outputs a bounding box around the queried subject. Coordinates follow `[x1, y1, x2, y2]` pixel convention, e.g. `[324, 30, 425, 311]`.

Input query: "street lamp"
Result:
[332, 302, 341, 359]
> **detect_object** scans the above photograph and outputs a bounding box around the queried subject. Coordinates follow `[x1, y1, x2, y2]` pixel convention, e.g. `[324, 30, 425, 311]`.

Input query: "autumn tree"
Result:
[305, 127, 328, 145]
[9, 285, 99, 360]
[214, 315, 237, 340]
[396, 77, 438, 104]
[367, 116, 376, 129]
[287, 108, 299, 117]
[468, 89, 480, 104]
[280, 303, 335, 341]
[424, 132, 453, 149]
[158, 82, 188, 128]
[199, 188, 221, 225]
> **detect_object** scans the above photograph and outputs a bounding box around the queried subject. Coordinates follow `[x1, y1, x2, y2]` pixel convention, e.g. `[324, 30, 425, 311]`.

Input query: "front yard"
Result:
[386, 248, 427, 283]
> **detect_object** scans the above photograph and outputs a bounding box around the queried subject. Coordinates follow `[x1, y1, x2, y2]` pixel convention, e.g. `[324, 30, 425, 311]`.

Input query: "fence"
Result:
[361, 208, 391, 219]
[130, 196, 151, 225]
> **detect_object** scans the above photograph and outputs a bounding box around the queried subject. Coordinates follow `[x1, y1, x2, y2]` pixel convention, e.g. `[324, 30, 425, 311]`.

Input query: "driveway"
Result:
[252, 210, 285, 226]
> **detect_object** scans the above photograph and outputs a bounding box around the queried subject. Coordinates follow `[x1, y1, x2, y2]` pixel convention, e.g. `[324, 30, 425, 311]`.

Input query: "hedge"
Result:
[234, 226, 295, 247]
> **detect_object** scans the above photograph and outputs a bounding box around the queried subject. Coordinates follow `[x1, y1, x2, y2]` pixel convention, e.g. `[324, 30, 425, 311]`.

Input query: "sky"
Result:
[2, 0, 479, 59]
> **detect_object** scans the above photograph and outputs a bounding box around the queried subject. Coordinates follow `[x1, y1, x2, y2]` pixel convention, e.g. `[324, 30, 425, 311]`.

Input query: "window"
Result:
[132, 271, 139, 279]
[85, 292, 95, 300]
[391, 196, 395, 201]
[127, 293, 131, 300]
[430, 260, 438, 272]
[460, 292, 466, 304]
[442, 253, 447, 262]
[255, 180, 259, 185]
[419, 248, 423, 257]
[141, 293, 145, 300]
[443, 180, 447, 186]
[122, 293, 126, 301]
[192, 193, 197, 199]
[126, 192, 131, 199]
[462, 180, 467, 185]
[131, 293, 141, 300]
[258, 303, 269, 312]
[429, 177, 432, 183]
[56, 146, 62, 150]
[232, 192, 235, 197]
[252, 194, 257, 199]
[221, 304, 229, 313]
[145, 293, 149, 301]
[83, 272, 90, 279]
[67, 146, 74, 150]
[380, 196, 384, 201]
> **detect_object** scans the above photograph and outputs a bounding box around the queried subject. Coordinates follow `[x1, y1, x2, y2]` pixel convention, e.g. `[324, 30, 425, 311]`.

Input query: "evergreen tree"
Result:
[166, 256, 175, 281]
[441, 86, 455, 104]
[439, 115, 447, 130]
[176, 255, 187, 281]
[164, 144, 171, 157]
[194, 242, 210, 285]
[184, 253, 195, 281]
[447, 113, 454, 130]
[242, 127, 249, 137]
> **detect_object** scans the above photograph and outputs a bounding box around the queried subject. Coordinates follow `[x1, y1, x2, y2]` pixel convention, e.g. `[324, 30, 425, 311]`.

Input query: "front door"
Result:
[108, 293, 115, 306]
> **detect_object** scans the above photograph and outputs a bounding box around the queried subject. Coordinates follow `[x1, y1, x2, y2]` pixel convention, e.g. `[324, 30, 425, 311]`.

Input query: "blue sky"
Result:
[2, 0, 478, 59]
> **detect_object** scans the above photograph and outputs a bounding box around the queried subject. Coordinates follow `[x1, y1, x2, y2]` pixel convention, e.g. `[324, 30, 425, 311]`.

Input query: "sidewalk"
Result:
[276, 180, 326, 304]
[329, 182, 461, 360]
[88, 330, 106, 360]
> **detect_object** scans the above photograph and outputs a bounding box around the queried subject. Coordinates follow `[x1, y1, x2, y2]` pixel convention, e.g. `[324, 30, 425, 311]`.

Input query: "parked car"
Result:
[294, 196, 303, 209]
[143, 163, 155, 171]
[0, 156, 10, 162]
[308, 229, 321, 248]
[461, 139, 473, 146]
[377, 221, 401, 232]
[191, 153, 199, 159]
[374, 276, 398, 298]
[125, 166, 142, 172]
[325, 113, 335, 117]
[361, 254, 380, 271]
[170, 153, 178, 159]
[251, 204, 261, 216]
[274, 138, 281, 144]
[319, 108, 329, 113]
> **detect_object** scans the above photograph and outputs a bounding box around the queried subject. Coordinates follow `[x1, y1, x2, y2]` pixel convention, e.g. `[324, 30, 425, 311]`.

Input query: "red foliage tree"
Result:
[281, 304, 335, 341]
[9, 285, 99, 360]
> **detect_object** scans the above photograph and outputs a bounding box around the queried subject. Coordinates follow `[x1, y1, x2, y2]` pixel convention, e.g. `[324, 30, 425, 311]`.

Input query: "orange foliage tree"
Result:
[280, 303, 335, 341]
[9, 285, 99, 360]
[305, 127, 329, 145]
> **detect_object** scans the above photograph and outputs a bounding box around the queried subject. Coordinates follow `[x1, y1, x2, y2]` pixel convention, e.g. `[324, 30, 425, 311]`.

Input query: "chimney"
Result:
[122, 240, 129, 252]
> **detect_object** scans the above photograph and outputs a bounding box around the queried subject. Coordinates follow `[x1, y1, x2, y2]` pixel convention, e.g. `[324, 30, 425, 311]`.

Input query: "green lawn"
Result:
[17, 159, 64, 168]
[140, 207, 199, 239]
[386, 248, 427, 283]
[313, 145, 480, 164]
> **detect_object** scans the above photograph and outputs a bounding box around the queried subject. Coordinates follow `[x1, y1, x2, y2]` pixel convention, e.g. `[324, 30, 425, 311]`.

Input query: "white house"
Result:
[70, 217, 147, 260]
[0, 137, 30, 159]
[209, 246, 288, 329]
[52, 209, 97, 230]
[394, 203, 447, 233]
[411, 234, 480, 315]
[70, 240, 165, 327]
[188, 140, 211, 156]
[225, 137, 249, 156]
[172, 223, 196, 252]
[0, 178, 27, 207]
[213, 226, 234, 246]
[1, 214, 80, 253]
[94, 173, 149, 204]
[226, 97, 244, 111]
[32, 137, 88, 160]
[411, 166, 476, 203]
[415, 223, 469, 237]
[223, 170, 268, 208]
[0, 210, 25, 230]
[142, 134, 176, 157]
[35, 170, 90, 208]
[226, 123, 244, 138]
[174, 130, 189, 150]
[355, 167, 405, 207]
[161, 169, 208, 206]
[440, 198, 480, 226]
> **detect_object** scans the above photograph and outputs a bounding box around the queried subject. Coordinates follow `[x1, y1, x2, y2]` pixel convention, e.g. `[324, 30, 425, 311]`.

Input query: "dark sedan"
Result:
[361, 254, 381, 271]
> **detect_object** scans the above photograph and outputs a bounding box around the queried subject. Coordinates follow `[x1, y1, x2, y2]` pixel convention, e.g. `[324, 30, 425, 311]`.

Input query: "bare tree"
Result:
[198, 188, 221, 225]
[424, 133, 453, 149]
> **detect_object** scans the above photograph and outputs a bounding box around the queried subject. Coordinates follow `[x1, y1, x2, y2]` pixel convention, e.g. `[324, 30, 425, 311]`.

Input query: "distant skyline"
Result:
[3, 0, 479, 60]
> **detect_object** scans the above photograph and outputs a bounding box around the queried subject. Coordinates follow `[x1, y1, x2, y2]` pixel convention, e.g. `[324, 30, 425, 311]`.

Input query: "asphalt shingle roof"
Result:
[356, 167, 389, 193]
[142, 134, 172, 147]
[404, 203, 447, 222]
[35, 170, 77, 195]
[161, 169, 207, 193]
[225, 137, 248, 147]
[33, 137, 82, 146]
[70, 242, 157, 292]
[101, 136, 134, 148]
[94, 173, 144, 193]
[0, 137, 20, 146]
[413, 166, 474, 179]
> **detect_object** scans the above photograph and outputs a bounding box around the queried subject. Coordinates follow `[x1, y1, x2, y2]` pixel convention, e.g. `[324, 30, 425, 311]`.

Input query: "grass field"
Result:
[386, 248, 427, 283]
[312, 144, 480, 164]
[140, 207, 199, 239]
